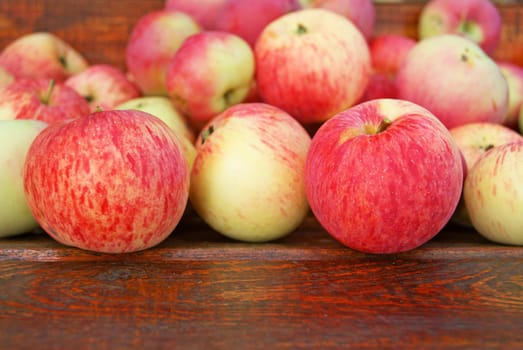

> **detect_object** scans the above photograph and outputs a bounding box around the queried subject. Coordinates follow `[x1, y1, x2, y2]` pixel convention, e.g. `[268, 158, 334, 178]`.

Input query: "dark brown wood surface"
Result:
[1, 1, 523, 349]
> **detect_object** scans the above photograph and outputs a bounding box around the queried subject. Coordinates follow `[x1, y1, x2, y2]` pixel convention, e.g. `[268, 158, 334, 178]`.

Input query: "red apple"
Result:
[498, 61, 523, 130]
[0, 32, 88, 81]
[65, 64, 141, 111]
[190, 102, 311, 242]
[214, 0, 301, 47]
[305, 99, 463, 254]
[164, 0, 228, 29]
[299, 0, 376, 41]
[418, 0, 502, 54]
[166, 31, 255, 130]
[23, 109, 190, 253]
[255, 8, 371, 124]
[359, 34, 416, 102]
[0, 78, 91, 124]
[125, 10, 201, 96]
[397, 34, 508, 129]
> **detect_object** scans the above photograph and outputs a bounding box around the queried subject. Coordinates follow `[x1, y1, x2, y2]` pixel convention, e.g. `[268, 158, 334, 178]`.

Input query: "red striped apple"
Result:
[65, 64, 141, 111]
[125, 10, 201, 96]
[0, 32, 88, 81]
[0, 78, 91, 124]
[190, 103, 311, 242]
[418, 0, 501, 54]
[449, 122, 523, 227]
[0, 119, 48, 238]
[166, 31, 255, 130]
[305, 99, 463, 254]
[464, 141, 523, 245]
[255, 8, 371, 124]
[23, 109, 190, 253]
[397, 34, 508, 129]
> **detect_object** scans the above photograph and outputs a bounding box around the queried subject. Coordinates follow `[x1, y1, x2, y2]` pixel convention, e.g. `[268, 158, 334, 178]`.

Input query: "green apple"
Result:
[0, 119, 48, 237]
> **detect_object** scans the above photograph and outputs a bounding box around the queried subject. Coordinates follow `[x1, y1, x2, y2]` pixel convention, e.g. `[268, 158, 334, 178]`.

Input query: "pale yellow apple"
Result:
[0, 119, 48, 237]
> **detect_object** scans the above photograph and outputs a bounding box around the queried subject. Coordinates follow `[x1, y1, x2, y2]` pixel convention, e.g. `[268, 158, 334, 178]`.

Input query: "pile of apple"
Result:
[1, 0, 523, 254]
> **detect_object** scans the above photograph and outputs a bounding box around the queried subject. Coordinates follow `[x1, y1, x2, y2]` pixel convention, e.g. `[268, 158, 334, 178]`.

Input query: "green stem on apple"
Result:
[296, 23, 308, 35]
[41, 79, 55, 105]
[201, 125, 215, 144]
[365, 118, 392, 135]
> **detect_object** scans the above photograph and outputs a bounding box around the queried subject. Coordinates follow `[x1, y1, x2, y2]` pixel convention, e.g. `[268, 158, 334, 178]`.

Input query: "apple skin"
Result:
[299, 0, 375, 41]
[65, 64, 141, 112]
[0, 78, 91, 124]
[449, 122, 523, 227]
[305, 99, 464, 254]
[166, 31, 255, 130]
[0, 32, 88, 81]
[255, 8, 371, 124]
[214, 0, 302, 47]
[0, 119, 48, 238]
[359, 34, 416, 102]
[498, 61, 523, 130]
[115, 96, 197, 170]
[418, 0, 502, 54]
[23, 109, 190, 253]
[115, 96, 195, 143]
[397, 34, 508, 130]
[190, 102, 311, 242]
[164, 0, 228, 29]
[0, 65, 14, 89]
[463, 141, 523, 245]
[125, 10, 201, 96]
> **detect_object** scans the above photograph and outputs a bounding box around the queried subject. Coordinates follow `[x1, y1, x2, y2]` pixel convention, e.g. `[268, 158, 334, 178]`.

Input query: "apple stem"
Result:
[376, 118, 392, 133]
[42, 79, 55, 105]
[365, 118, 392, 135]
[201, 125, 215, 144]
[296, 23, 308, 35]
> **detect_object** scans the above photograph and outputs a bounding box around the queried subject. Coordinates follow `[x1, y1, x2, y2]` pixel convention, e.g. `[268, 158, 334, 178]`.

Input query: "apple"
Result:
[166, 31, 255, 130]
[255, 8, 371, 124]
[397, 34, 508, 129]
[164, 0, 228, 29]
[115, 96, 197, 169]
[189, 102, 311, 242]
[65, 64, 141, 112]
[214, 0, 302, 47]
[298, 0, 376, 41]
[305, 99, 464, 254]
[498, 61, 523, 130]
[0, 78, 91, 124]
[23, 109, 190, 253]
[359, 34, 416, 102]
[0, 119, 48, 238]
[125, 10, 201, 96]
[0, 65, 14, 89]
[449, 122, 523, 227]
[463, 141, 523, 245]
[0, 32, 88, 81]
[418, 0, 502, 54]
[115, 96, 195, 143]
